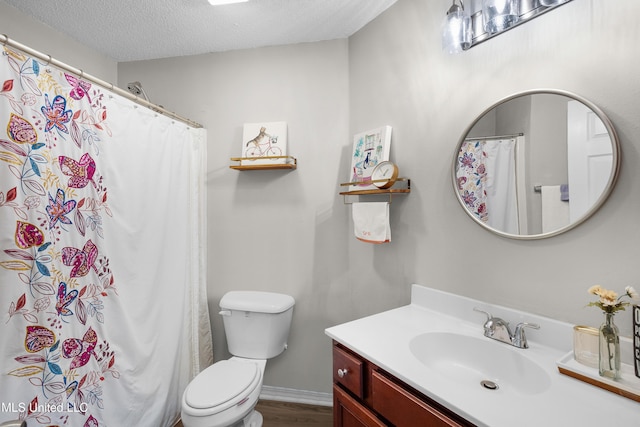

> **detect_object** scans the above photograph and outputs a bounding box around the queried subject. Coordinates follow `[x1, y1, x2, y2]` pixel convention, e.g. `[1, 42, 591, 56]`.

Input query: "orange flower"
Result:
[587, 285, 638, 314]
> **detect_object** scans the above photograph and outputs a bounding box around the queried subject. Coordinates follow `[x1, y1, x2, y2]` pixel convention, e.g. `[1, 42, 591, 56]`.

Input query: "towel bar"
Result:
[339, 178, 411, 204]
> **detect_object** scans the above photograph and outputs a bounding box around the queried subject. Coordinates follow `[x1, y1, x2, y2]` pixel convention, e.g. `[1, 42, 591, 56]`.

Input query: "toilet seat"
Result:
[184, 359, 260, 414]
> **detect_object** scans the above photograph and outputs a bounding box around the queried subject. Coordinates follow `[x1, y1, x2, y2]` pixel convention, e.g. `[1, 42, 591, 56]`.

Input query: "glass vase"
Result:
[598, 312, 620, 379]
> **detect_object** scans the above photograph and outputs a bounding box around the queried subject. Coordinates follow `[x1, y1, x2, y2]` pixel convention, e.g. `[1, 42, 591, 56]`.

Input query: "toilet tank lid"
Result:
[220, 291, 295, 313]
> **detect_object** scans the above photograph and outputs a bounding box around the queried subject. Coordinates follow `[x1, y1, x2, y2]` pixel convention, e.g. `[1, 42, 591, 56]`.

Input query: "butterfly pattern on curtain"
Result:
[455, 140, 489, 223]
[0, 47, 118, 427]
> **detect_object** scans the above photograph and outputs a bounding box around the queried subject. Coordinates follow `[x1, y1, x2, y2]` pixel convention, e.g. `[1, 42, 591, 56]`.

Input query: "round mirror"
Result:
[452, 89, 620, 239]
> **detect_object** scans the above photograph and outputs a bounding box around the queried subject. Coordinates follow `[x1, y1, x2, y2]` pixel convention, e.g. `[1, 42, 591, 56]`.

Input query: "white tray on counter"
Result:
[556, 351, 640, 402]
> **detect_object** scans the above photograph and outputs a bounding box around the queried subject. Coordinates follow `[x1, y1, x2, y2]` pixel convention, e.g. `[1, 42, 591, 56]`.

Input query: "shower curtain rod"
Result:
[0, 34, 203, 129]
[464, 132, 523, 141]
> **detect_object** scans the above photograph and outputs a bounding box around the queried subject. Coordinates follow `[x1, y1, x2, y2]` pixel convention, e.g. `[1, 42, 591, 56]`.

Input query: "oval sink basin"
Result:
[409, 332, 551, 395]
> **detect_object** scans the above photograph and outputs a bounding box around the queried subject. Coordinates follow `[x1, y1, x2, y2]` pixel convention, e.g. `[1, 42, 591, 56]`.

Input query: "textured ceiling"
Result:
[2, 0, 398, 62]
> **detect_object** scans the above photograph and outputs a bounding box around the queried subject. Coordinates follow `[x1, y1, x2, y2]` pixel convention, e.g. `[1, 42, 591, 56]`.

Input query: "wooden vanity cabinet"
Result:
[332, 341, 475, 427]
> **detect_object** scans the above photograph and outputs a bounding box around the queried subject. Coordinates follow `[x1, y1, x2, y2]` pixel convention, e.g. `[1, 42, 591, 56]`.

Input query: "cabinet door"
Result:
[371, 371, 470, 427]
[334, 384, 386, 427]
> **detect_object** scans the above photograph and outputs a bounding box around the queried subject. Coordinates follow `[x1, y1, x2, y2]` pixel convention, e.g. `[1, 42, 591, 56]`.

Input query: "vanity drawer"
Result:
[371, 370, 471, 427]
[333, 344, 364, 398]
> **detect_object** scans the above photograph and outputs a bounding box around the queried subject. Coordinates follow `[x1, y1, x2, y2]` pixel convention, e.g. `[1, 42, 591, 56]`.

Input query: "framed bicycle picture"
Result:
[241, 122, 288, 166]
[348, 126, 392, 191]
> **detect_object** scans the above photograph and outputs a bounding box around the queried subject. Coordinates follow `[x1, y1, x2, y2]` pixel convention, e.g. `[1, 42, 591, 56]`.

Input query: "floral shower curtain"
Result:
[456, 138, 519, 234]
[0, 46, 212, 426]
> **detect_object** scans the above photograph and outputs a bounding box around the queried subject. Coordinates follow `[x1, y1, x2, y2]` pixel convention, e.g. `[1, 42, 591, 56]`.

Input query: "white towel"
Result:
[352, 202, 390, 244]
[541, 185, 570, 233]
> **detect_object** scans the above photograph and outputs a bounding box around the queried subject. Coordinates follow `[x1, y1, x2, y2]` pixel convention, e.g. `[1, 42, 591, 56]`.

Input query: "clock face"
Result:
[371, 161, 398, 189]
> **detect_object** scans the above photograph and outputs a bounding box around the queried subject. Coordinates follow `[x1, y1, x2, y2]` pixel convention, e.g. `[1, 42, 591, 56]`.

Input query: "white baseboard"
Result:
[260, 385, 333, 407]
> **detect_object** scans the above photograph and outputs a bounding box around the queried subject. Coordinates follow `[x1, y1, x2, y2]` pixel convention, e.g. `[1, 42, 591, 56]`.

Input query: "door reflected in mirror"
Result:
[452, 90, 620, 239]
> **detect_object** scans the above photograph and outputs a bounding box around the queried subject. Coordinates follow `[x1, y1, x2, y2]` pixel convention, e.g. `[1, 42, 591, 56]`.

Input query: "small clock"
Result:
[371, 161, 399, 189]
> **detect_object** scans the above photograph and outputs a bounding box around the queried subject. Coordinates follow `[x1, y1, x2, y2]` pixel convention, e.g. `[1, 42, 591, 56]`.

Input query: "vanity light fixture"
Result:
[443, 0, 574, 53]
[441, 0, 471, 54]
[207, 0, 249, 5]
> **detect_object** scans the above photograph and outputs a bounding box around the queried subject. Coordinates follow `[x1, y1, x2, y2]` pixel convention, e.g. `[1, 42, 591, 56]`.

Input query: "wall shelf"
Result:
[230, 156, 297, 170]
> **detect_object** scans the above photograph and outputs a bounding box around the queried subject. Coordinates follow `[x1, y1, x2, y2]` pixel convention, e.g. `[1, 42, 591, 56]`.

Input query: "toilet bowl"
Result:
[181, 291, 295, 427]
[181, 358, 266, 427]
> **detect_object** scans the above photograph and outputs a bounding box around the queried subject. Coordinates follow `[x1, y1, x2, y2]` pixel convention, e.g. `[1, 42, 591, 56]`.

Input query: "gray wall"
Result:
[118, 41, 352, 394]
[4, 0, 640, 397]
[347, 0, 640, 337]
[346, 0, 640, 347]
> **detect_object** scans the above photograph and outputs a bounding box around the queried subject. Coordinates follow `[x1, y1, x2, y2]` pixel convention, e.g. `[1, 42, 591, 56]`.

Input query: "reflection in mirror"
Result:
[452, 90, 620, 239]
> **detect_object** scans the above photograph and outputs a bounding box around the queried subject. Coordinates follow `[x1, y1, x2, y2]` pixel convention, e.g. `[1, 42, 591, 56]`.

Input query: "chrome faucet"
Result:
[473, 307, 540, 349]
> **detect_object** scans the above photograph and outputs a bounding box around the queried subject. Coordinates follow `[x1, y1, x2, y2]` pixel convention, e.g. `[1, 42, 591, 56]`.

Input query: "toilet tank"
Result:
[219, 291, 295, 359]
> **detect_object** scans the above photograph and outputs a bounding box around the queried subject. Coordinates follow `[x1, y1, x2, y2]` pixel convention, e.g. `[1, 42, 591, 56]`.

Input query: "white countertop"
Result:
[325, 284, 640, 427]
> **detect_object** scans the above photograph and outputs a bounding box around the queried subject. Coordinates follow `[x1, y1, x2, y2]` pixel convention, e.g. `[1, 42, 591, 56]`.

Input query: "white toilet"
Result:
[181, 291, 295, 427]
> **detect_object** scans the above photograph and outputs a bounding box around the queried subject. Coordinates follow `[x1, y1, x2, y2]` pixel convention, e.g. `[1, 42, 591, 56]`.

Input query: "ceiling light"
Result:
[207, 0, 249, 5]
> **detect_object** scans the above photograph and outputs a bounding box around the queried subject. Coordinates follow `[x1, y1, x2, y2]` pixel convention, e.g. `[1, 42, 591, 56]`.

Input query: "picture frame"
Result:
[241, 121, 288, 166]
[348, 125, 392, 191]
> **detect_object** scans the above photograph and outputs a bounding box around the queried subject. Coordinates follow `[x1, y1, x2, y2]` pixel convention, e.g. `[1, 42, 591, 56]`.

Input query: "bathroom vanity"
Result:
[325, 285, 640, 427]
[332, 341, 473, 426]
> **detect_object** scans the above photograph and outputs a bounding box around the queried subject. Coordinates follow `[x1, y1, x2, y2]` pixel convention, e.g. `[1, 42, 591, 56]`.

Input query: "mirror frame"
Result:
[452, 89, 621, 240]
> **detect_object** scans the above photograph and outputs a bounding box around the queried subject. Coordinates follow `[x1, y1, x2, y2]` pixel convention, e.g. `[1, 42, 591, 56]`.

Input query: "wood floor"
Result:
[176, 400, 333, 427]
